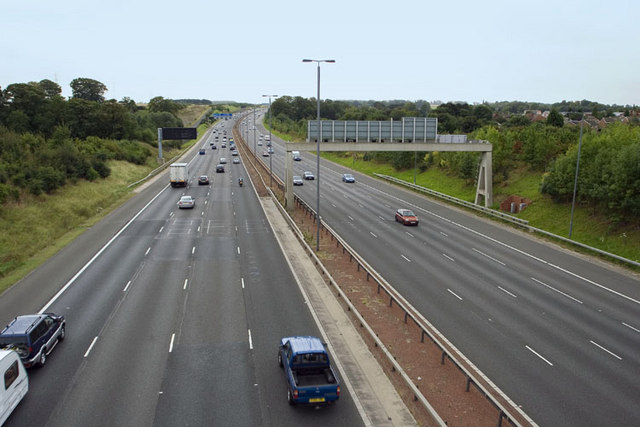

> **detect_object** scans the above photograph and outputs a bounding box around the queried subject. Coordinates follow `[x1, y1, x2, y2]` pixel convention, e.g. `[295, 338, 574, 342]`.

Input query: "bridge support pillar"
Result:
[475, 151, 493, 207]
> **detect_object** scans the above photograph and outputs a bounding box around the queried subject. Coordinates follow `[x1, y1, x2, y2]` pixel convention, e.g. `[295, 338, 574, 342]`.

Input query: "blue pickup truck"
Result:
[278, 336, 340, 405]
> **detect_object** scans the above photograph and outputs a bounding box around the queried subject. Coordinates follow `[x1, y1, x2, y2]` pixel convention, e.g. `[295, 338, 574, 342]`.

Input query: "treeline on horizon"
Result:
[268, 96, 640, 225]
[0, 78, 190, 204]
[1, 76, 638, 225]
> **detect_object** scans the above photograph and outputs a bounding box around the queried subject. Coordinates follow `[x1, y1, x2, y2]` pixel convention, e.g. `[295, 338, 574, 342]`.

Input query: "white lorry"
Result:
[170, 163, 189, 187]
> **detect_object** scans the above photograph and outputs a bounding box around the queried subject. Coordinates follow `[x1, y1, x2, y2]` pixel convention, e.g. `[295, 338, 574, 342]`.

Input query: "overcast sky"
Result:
[2, 0, 638, 106]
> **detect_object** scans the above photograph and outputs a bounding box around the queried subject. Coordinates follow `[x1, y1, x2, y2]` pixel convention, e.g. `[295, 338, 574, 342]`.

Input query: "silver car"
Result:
[178, 196, 195, 209]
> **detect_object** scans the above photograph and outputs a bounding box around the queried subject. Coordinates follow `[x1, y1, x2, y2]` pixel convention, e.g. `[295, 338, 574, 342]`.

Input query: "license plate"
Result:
[309, 398, 325, 403]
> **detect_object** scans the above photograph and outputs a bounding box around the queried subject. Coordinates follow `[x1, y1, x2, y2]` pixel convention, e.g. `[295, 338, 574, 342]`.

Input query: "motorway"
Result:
[240, 111, 640, 426]
[0, 118, 364, 426]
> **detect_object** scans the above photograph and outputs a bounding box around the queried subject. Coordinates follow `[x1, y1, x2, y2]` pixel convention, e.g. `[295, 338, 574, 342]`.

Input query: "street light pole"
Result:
[262, 94, 278, 188]
[302, 59, 335, 251]
[253, 107, 256, 155]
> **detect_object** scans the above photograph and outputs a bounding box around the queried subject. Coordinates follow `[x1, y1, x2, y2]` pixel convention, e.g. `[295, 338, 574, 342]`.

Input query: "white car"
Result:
[293, 176, 303, 186]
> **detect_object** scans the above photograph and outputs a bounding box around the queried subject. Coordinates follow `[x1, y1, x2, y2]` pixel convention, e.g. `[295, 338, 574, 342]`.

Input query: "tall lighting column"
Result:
[302, 58, 335, 251]
[262, 95, 278, 187]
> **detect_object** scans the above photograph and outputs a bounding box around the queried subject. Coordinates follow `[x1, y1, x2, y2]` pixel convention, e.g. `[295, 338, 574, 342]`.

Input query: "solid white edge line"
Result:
[447, 289, 463, 300]
[590, 340, 622, 360]
[39, 183, 171, 313]
[526, 345, 553, 366]
[531, 277, 583, 304]
[248, 329, 253, 350]
[123, 281, 132, 292]
[169, 333, 176, 353]
[84, 336, 98, 358]
[362, 180, 640, 307]
[261, 201, 370, 425]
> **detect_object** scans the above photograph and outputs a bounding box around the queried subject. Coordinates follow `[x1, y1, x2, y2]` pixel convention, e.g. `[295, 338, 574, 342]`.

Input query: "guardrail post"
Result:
[441, 352, 446, 365]
[404, 312, 409, 323]
[389, 297, 394, 307]
[466, 376, 472, 392]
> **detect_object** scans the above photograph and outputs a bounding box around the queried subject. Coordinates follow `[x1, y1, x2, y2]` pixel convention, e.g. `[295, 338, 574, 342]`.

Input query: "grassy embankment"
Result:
[320, 151, 640, 267]
[0, 105, 213, 293]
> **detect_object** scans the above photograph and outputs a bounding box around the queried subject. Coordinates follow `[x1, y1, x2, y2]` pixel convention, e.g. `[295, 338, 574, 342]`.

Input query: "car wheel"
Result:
[278, 352, 283, 368]
[59, 325, 65, 341]
[39, 351, 46, 368]
[287, 389, 295, 406]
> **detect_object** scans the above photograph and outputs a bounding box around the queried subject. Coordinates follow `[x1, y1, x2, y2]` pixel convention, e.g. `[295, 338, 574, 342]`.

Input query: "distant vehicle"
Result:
[233, 158, 240, 164]
[0, 350, 28, 425]
[178, 196, 195, 209]
[0, 313, 65, 368]
[278, 336, 340, 405]
[292, 151, 301, 161]
[262, 151, 269, 157]
[211, 144, 217, 149]
[220, 157, 227, 164]
[268, 147, 274, 154]
[221, 143, 226, 148]
[342, 174, 355, 183]
[303, 171, 314, 180]
[231, 150, 238, 156]
[216, 164, 225, 173]
[199, 148, 206, 155]
[258, 141, 263, 146]
[293, 176, 303, 186]
[198, 175, 209, 185]
[264, 134, 270, 141]
[169, 163, 189, 188]
[395, 208, 419, 226]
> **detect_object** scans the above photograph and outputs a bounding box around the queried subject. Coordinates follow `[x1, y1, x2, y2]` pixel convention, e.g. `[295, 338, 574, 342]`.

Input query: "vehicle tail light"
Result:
[336, 386, 340, 396]
[293, 390, 299, 399]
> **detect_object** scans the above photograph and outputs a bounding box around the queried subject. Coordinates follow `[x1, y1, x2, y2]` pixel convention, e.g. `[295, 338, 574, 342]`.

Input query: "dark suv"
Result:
[0, 314, 65, 368]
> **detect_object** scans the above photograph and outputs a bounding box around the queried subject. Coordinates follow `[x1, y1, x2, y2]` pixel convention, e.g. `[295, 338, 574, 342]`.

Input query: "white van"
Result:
[0, 350, 28, 426]
[292, 151, 301, 161]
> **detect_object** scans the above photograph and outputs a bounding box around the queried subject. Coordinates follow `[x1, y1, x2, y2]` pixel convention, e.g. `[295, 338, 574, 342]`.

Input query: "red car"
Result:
[395, 209, 419, 226]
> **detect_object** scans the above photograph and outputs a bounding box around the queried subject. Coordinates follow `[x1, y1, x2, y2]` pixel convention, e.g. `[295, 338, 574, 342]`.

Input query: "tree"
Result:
[70, 78, 108, 102]
[38, 79, 62, 99]
[148, 96, 182, 116]
[546, 108, 564, 127]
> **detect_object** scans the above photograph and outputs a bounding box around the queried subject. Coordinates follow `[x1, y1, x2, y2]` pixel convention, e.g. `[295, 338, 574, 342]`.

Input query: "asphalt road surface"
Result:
[1, 119, 364, 427]
[244, 112, 640, 426]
